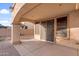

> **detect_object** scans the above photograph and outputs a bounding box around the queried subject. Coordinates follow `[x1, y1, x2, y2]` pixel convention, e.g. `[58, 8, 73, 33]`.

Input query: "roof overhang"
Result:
[12, 3, 79, 24]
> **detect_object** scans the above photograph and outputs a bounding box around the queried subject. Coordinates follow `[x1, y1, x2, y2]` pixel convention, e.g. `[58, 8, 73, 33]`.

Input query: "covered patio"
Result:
[11, 3, 79, 45]
[11, 3, 79, 49]
[0, 3, 79, 56]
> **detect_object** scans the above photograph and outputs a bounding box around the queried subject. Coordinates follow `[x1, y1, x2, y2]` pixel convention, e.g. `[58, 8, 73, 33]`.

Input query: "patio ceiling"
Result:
[13, 3, 77, 24]
[22, 3, 77, 22]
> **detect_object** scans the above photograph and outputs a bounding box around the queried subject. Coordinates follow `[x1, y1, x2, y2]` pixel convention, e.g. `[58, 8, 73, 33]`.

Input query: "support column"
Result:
[54, 18, 57, 43]
[34, 23, 36, 39]
[11, 23, 21, 44]
[34, 23, 40, 40]
[76, 3, 79, 10]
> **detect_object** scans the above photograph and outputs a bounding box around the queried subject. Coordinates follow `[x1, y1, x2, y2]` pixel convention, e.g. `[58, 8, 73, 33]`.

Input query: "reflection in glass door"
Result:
[56, 16, 67, 40]
[47, 20, 54, 42]
[41, 20, 54, 42]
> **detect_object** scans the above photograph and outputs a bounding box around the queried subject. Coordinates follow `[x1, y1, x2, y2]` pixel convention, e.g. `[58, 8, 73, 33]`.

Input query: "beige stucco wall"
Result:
[34, 24, 41, 40]
[69, 11, 79, 42]
[11, 24, 21, 44]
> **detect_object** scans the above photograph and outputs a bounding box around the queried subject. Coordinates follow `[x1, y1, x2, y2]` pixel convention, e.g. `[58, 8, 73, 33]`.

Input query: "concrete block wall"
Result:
[0, 28, 11, 37]
[20, 29, 34, 39]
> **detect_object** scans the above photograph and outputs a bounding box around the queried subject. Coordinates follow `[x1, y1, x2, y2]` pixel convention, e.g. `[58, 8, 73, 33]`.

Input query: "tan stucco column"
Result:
[34, 23, 41, 40]
[11, 23, 21, 44]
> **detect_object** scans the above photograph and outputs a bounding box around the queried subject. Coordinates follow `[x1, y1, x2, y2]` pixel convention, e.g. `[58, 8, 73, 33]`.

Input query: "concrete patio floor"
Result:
[14, 39, 79, 56]
[0, 39, 79, 56]
[0, 40, 20, 56]
[56, 39, 79, 49]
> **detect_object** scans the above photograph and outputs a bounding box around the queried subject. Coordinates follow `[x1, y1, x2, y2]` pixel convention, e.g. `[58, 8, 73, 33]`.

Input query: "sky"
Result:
[0, 3, 12, 26]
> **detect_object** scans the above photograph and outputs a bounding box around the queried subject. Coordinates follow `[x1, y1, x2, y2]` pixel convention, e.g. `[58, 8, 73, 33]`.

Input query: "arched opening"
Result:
[19, 21, 34, 40]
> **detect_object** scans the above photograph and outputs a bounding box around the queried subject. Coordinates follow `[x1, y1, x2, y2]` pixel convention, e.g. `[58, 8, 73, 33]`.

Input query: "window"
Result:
[56, 16, 67, 38]
[20, 25, 28, 29]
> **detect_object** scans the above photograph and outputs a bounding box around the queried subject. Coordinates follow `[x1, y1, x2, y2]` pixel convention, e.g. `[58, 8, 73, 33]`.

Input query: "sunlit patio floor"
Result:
[56, 39, 79, 49]
[0, 40, 20, 56]
[14, 39, 79, 56]
[0, 39, 79, 56]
